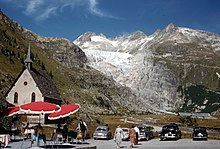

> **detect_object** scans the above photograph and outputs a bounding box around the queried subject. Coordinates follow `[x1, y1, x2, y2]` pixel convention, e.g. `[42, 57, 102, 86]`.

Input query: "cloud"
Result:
[36, 7, 58, 21]
[24, 0, 44, 15]
[2, 0, 120, 21]
[88, 0, 122, 19]
[89, 0, 104, 17]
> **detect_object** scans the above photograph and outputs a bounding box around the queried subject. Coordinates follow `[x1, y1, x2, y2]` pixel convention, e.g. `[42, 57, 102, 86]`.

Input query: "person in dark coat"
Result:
[62, 124, 69, 142]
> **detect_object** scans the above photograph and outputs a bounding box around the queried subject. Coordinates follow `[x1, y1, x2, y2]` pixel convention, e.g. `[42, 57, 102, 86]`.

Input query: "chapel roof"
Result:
[29, 68, 61, 100]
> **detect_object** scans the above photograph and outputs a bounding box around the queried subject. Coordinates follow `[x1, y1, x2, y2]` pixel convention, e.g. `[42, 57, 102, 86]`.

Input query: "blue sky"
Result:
[0, 0, 220, 41]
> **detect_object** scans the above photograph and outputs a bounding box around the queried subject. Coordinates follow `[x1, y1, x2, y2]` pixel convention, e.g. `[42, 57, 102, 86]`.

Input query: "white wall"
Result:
[6, 69, 44, 106]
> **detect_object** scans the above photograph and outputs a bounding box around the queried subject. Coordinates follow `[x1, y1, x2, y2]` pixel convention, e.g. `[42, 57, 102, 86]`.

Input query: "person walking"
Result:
[134, 126, 140, 145]
[114, 125, 123, 149]
[129, 125, 136, 148]
[78, 119, 88, 143]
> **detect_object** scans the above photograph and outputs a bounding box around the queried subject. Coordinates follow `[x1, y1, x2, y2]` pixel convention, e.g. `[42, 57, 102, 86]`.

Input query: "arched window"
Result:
[31, 92, 35, 102]
[14, 92, 18, 103]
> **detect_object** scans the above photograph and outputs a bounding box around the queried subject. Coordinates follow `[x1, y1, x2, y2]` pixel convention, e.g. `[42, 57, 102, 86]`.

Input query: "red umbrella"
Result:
[20, 101, 61, 114]
[48, 104, 80, 120]
[4, 106, 21, 116]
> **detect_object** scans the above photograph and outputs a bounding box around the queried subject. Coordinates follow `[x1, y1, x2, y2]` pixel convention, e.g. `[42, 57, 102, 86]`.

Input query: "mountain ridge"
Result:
[73, 23, 220, 114]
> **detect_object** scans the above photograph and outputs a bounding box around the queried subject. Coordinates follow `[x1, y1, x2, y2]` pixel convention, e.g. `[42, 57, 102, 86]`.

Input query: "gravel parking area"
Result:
[6, 138, 220, 149]
[89, 138, 220, 149]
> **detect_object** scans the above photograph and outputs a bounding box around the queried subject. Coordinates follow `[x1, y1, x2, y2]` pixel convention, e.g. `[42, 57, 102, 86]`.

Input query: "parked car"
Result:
[137, 125, 154, 141]
[159, 123, 181, 141]
[121, 128, 130, 141]
[192, 126, 208, 140]
[93, 126, 112, 140]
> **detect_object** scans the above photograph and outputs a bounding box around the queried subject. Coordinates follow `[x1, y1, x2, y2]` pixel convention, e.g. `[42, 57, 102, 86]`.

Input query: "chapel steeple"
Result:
[24, 43, 33, 70]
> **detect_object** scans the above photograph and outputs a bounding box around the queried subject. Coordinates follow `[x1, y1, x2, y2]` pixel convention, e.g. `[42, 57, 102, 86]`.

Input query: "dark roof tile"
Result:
[29, 68, 60, 100]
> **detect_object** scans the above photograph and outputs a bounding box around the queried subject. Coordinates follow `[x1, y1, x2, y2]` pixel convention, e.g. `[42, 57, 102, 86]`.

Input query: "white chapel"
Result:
[5, 44, 62, 123]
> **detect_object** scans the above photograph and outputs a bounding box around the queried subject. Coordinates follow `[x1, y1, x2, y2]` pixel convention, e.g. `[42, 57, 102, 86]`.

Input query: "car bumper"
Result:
[93, 135, 109, 139]
[160, 134, 179, 139]
[138, 135, 146, 140]
[193, 136, 207, 139]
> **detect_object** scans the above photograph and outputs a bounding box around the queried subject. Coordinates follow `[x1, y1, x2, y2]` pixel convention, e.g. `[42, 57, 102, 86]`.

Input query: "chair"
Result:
[19, 126, 29, 149]
[0, 137, 4, 148]
[57, 133, 64, 144]
[15, 123, 35, 149]
[50, 131, 63, 145]
[68, 130, 77, 143]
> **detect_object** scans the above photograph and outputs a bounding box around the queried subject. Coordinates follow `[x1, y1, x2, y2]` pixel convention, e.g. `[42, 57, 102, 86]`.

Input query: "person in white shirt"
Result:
[134, 126, 140, 145]
[77, 119, 88, 143]
[114, 125, 123, 148]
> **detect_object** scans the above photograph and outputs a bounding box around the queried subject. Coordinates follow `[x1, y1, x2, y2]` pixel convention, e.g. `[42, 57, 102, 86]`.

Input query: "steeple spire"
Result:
[24, 42, 33, 70]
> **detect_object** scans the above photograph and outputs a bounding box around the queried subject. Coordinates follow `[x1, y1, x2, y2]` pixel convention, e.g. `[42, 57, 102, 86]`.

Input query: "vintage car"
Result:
[93, 126, 112, 140]
[121, 128, 130, 141]
[137, 125, 154, 141]
[192, 126, 208, 140]
[159, 123, 181, 141]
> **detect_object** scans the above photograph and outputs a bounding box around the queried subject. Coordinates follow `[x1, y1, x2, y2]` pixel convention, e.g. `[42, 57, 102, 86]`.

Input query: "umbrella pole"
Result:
[39, 114, 41, 123]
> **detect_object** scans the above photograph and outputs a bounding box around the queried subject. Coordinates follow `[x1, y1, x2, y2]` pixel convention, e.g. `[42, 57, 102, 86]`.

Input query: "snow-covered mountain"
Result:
[74, 23, 220, 113]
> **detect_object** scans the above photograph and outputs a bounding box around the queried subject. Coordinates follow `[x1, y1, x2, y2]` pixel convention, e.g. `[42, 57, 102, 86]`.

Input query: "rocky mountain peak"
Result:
[131, 31, 146, 37]
[165, 23, 177, 32]
[74, 32, 96, 43]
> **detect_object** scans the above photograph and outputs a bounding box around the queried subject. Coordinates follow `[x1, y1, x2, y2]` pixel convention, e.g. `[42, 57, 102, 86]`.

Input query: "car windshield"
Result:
[138, 127, 150, 131]
[96, 128, 107, 132]
[122, 129, 129, 132]
[194, 127, 206, 132]
[162, 126, 176, 130]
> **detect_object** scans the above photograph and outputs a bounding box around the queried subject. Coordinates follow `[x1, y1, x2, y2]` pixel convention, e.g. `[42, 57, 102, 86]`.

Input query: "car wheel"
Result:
[179, 133, 182, 139]
[151, 134, 154, 139]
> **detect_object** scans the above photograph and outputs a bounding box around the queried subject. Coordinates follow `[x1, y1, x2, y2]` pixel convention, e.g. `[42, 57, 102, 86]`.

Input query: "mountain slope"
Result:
[0, 11, 140, 115]
[74, 23, 220, 114]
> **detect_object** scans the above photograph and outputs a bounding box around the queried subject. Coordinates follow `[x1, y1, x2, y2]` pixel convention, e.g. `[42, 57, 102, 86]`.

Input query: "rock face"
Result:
[22, 31, 87, 69]
[74, 23, 220, 113]
[0, 10, 87, 69]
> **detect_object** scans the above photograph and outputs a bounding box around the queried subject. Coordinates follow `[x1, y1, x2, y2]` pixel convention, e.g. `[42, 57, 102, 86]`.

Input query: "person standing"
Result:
[56, 124, 63, 134]
[134, 126, 139, 145]
[51, 123, 63, 143]
[62, 124, 69, 143]
[129, 125, 136, 148]
[78, 119, 88, 143]
[114, 125, 123, 149]
[38, 123, 46, 145]
[31, 126, 39, 146]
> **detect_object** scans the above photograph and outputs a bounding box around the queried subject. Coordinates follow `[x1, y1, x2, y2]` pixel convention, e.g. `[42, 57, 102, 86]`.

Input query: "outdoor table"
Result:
[0, 134, 10, 147]
[24, 129, 35, 136]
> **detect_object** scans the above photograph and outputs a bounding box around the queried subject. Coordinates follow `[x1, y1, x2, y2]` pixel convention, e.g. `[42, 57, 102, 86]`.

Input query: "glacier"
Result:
[73, 24, 220, 113]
